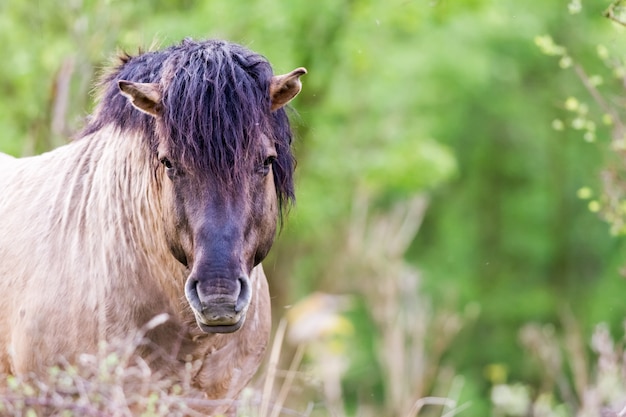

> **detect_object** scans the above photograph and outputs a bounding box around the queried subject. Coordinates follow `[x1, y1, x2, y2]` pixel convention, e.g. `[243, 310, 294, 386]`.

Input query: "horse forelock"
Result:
[85, 39, 296, 215]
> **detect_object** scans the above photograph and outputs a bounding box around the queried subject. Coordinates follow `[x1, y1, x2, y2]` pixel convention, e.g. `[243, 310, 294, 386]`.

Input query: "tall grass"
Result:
[341, 194, 470, 417]
[0, 315, 227, 416]
[492, 318, 626, 417]
[261, 193, 471, 417]
[4, 192, 622, 417]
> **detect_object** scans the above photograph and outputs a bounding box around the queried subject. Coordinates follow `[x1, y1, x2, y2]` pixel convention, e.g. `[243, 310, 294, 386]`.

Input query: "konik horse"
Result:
[0, 38, 306, 415]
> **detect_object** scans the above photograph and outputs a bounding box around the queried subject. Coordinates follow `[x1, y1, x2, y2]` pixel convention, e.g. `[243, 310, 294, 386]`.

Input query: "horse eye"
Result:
[260, 155, 276, 176]
[160, 157, 173, 169]
[263, 155, 276, 167]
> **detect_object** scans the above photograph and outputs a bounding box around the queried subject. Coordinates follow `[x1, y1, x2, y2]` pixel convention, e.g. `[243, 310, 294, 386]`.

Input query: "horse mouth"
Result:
[197, 319, 244, 334]
[194, 312, 246, 334]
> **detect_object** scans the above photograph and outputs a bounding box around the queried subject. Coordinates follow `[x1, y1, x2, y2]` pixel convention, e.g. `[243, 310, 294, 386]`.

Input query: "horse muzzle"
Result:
[184, 274, 252, 334]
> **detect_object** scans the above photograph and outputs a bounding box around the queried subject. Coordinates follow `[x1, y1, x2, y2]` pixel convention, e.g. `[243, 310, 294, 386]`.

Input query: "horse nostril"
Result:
[235, 275, 251, 313]
[184, 276, 202, 312]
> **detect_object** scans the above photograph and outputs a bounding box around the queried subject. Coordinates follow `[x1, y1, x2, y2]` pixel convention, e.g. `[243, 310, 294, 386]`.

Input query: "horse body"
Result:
[0, 130, 184, 371]
[0, 39, 305, 415]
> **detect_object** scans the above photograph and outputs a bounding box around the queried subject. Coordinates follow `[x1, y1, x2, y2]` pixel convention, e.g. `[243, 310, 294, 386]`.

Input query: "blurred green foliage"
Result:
[1, 0, 625, 415]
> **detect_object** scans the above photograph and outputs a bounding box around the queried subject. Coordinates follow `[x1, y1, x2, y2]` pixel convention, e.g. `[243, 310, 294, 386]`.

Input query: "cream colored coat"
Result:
[0, 128, 271, 415]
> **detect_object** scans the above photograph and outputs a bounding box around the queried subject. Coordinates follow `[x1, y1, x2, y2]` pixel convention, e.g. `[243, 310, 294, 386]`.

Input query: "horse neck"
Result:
[59, 125, 184, 291]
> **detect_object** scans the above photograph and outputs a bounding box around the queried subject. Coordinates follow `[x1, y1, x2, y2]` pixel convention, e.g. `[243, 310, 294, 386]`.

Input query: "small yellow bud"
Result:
[559, 56, 573, 69]
[576, 187, 593, 199]
[597, 44, 609, 60]
[565, 97, 579, 111]
[551, 119, 564, 131]
[584, 131, 595, 142]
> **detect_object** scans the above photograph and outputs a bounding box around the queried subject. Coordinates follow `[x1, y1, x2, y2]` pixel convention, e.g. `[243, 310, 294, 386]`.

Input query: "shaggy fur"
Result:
[87, 38, 295, 212]
[0, 39, 304, 416]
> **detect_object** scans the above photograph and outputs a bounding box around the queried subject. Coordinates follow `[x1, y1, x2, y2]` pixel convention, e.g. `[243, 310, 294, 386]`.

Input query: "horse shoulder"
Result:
[0, 153, 18, 187]
[0, 152, 15, 161]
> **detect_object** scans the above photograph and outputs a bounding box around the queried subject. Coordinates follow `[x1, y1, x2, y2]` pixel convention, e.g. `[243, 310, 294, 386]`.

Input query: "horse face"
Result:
[155, 137, 279, 334]
[118, 67, 305, 334]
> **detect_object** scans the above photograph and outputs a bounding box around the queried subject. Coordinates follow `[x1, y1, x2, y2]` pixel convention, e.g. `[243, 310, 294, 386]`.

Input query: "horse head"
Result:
[117, 41, 305, 333]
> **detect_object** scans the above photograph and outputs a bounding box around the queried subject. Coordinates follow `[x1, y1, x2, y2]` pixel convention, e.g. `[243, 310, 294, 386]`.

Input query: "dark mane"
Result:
[84, 38, 296, 213]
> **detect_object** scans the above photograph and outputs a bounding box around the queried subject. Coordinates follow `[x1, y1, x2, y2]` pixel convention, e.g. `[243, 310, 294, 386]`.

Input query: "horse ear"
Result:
[118, 80, 162, 117]
[270, 67, 307, 111]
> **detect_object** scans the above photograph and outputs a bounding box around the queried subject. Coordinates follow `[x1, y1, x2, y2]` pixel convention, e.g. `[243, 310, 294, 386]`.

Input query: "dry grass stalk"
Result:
[343, 192, 467, 416]
[517, 320, 626, 417]
[0, 314, 318, 417]
[0, 315, 237, 416]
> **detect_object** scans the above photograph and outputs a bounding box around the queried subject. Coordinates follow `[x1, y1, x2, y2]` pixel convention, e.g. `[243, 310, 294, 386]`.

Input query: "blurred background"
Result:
[2, 0, 626, 415]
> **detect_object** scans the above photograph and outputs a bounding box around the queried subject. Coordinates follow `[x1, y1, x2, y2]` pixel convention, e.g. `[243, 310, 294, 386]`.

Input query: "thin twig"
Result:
[270, 343, 306, 417]
[441, 401, 471, 417]
[605, 1, 626, 27]
[574, 64, 626, 140]
[260, 318, 288, 417]
[405, 397, 456, 417]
